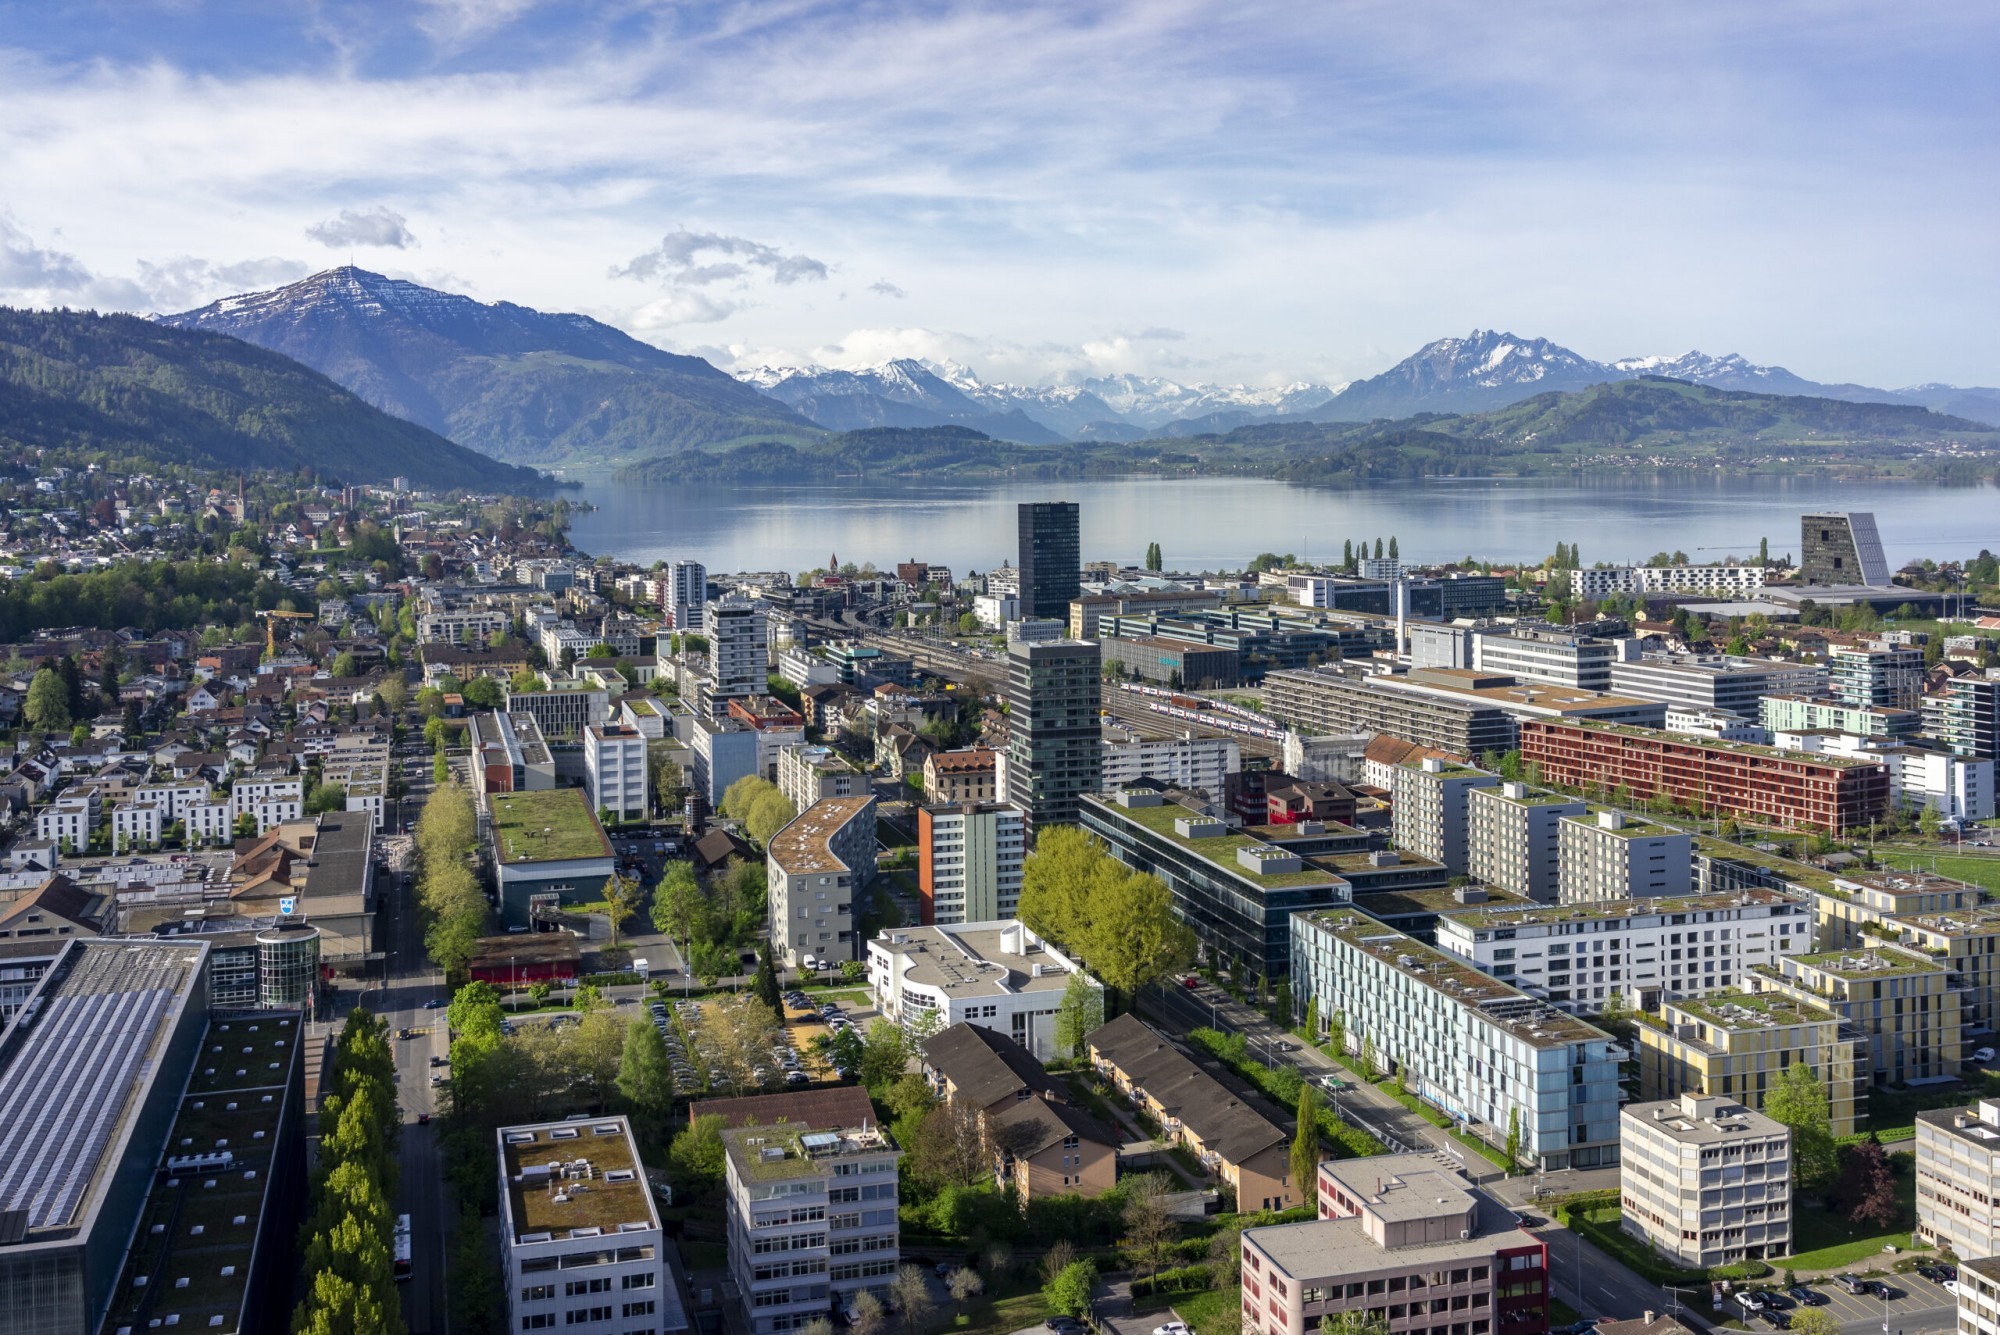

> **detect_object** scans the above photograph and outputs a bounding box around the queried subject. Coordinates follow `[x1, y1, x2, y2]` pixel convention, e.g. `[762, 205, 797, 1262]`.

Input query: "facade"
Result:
[1466, 782, 1587, 902]
[585, 723, 649, 822]
[767, 797, 877, 966]
[1570, 564, 1768, 600]
[1068, 587, 1226, 639]
[869, 920, 1093, 1059]
[1392, 756, 1499, 875]
[1747, 947, 1964, 1085]
[1240, 1154, 1549, 1335]
[1097, 634, 1239, 688]
[470, 710, 558, 801]
[1266, 667, 1511, 759]
[1635, 989, 1864, 1137]
[1434, 889, 1812, 1015]
[777, 646, 839, 690]
[991, 1096, 1120, 1201]
[704, 596, 769, 713]
[1760, 693, 1920, 737]
[915, 803, 1026, 926]
[1473, 627, 1620, 692]
[777, 744, 868, 813]
[1829, 646, 1926, 711]
[721, 1114, 900, 1332]
[1290, 911, 1626, 1169]
[1017, 501, 1081, 621]
[691, 716, 760, 807]
[498, 1116, 680, 1335]
[1801, 511, 1891, 586]
[229, 776, 305, 832]
[1557, 810, 1693, 904]
[1003, 639, 1102, 836]
[1916, 1100, 2000, 1261]
[666, 558, 707, 630]
[922, 748, 999, 805]
[1089, 1014, 1298, 1210]
[1610, 656, 1822, 719]
[505, 677, 612, 741]
[1930, 675, 2000, 760]
[1957, 1257, 2000, 1335]
[1100, 726, 1241, 796]
[1519, 718, 1890, 832]
[1620, 1093, 1792, 1268]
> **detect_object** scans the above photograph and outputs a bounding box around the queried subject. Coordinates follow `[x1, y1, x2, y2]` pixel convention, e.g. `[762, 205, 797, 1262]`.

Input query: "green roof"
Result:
[1090, 797, 1344, 889]
[1475, 784, 1583, 808]
[490, 789, 612, 864]
[1668, 988, 1837, 1030]
[1440, 887, 1801, 930]
[1551, 719, 1882, 768]
[1766, 947, 1943, 980]
[1564, 807, 1680, 839]
[1692, 836, 1840, 894]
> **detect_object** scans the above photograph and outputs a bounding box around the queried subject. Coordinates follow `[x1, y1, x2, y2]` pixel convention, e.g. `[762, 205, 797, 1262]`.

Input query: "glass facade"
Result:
[257, 927, 321, 1008]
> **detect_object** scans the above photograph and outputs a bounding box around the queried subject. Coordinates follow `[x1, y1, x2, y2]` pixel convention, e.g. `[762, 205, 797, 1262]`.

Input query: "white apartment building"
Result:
[1466, 781, 1587, 902]
[777, 646, 839, 689]
[1957, 1259, 2000, 1335]
[1434, 888, 1812, 1014]
[767, 797, 876, 966]
[184, 797, 234, 844]
[230, 778, 304, 833]
[705, 598, 769, 712]
[541, 621, 602, 666]
[972, 593, 1019, 627]
[1611, 656, 1824, 720]
[1099, 727, 1241, 796]
[1621, 1093, 1791, 1268]
[1663, 707, 1769, 743]
[111, 800, 164, 850]
[721, 1114, 900, 1334]
[665, 559, 706, 631]
[497, 1116, 682, 1335]
[1473, 628, 1622, 692]
[418, 607, 510, 644]
[777, 744, 867, 814]
[1797, 738, 1995, 823]
[1391, 756, 1499, 875]
[585, 724, 649, 823]
[1569, 564, 1768, 600]
[1558, 810, 1693, 904]
[867, 920, 1096, 1060]
[35, 797, 92, 849]
[132, 782, 212, 821]
[915, 803, 1026, 926]
[1916, 1100, 2000, 1261]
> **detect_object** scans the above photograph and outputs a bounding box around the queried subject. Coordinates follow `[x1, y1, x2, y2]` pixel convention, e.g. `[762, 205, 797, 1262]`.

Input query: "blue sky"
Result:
[1, 1, 1994, 388]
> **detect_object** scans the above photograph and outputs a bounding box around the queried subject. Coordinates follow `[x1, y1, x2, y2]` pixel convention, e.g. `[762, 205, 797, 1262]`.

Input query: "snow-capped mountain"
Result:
[744, 359, 1066, 443]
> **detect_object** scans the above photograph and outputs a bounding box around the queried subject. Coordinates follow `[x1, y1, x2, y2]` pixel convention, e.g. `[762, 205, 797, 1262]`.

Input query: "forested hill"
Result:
[0, 308, 547, 491]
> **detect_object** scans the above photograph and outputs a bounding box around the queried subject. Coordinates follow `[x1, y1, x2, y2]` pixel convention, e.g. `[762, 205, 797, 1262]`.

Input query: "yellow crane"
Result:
[257, 609, 317, 658]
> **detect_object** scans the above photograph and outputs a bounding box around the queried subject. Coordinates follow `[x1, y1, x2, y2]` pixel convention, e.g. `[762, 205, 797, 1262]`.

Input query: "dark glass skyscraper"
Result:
[1004, 638, 1102, 838]
[1017, 501, 1081, 621]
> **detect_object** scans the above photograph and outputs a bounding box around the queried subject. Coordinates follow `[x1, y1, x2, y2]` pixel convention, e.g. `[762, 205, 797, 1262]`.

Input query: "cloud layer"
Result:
[306, 207, 416, 249]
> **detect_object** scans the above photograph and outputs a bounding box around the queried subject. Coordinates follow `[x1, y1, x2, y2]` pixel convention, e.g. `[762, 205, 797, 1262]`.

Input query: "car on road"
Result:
[397, 1027, 413, 1039]
[423, 998, 445, 1009]
[1272, 1040, 1298, 1052]
[1787, 1286, 1824, 1306]
[1180, 974, 1201, 990]
[1513, 1213, 1544, 1228]
[1044, 1320, 1084, 1335]
[417, 1113, 430, 1125]
[1153, 1323, 1191, 1335]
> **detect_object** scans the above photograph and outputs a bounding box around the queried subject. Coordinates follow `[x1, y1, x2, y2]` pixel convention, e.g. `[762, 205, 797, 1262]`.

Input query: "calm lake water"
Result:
[564, 473, 2000, 575]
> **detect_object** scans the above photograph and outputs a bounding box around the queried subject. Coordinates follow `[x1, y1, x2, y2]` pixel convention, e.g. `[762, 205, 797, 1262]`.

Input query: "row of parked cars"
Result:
[652, 1000, 706, 1090]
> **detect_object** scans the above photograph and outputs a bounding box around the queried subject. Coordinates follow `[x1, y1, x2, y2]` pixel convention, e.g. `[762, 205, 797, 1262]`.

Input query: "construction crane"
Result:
[257, 609, 316, 658]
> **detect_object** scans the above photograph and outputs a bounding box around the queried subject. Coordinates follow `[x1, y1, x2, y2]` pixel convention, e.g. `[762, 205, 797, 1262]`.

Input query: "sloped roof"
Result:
[1087, 1013, 1284, 1165]
[920, 1023, 1063, 1110]
[990, 1094, 1118, 1157]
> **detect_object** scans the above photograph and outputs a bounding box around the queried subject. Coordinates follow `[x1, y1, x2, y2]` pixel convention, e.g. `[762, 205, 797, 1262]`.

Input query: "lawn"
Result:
[1166, 1286, 1241, 1335]
[1772, 1163, 1921, 1270]
[1915, 852, 2000, 893]
[489, 788, 611, 863]
[944, 1281, 1051, 1335]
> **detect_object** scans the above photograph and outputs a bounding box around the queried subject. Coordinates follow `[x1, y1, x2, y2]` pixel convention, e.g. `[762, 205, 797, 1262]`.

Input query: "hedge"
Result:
[1131, 1265, 1215, 1298]
[1185, 1028, 1390, 1160]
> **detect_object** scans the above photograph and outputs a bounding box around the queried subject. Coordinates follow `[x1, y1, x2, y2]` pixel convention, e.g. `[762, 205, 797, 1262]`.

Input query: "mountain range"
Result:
[0, 307, 543, 489]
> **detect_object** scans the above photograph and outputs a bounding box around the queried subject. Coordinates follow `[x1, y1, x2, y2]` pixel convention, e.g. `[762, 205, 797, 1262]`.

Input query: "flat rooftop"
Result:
[500, 1117, 657, 1244]
[1692, 836, 1840, 894]
[1439, 887, 1804, 932]
[490, 788, 612, 865]
[1765, 947, 1943, 980]
[1396, 669, 1662, 716]
[1666, 988, 1838, 1032]
[769, 796, 874, 874]
[1088, 796, 1345, 890]
[871, 922, 1086, 997]
[721, 1120, 898, 1183]
[1563, 809, 1681, 840]
[1472, 783, 1584, 808]
[1538, 718, 1883, 768]
[1625, 1094, 1786, 1146]
[1896, 900, 2000, 939]
[1248, 1177, 1530, 1278]
[0, 939, 207, 1237]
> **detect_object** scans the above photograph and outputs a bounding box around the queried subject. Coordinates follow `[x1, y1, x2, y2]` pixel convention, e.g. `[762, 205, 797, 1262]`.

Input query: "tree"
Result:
[1766, 1060, 1838, 1192]
[24, 668, 70, 732]
[858, 1019, 911, 1091]
[601, 873, 642, 947]
[1320, 1315, 1390, 1335]
[1084, 867, 1196, 1005]
[1053, 971, 1104, 1061]
[1787, 1309, 1841, 1335]
[847, 1291, 886, 1335]
[1505, 1107, 1522, 1169]
[1388, 535, 1399, 560]
[910, 1101, 991, 1189]
[375, 673, 408, 714]
[1018, 825, 1103, 951]
[1290, 1085, 1322, 1201]
[461, 676, 503, 708]
[1919, 802, 1942, 838]
[722, 774, 778, 823]
[668, 1113, 727, 1187]
[1360, 1033, 1378, 1081]
[753, 949, 783, 1021]
[746, 789, 798, 847]
[1326, 1007, 1346, 1059]
[616, 1017, 676, 1140]
[651, 862, 704, 962]
[945, 1266, 984, 1312]
[1123, 1171, 1177, 1279]
[1304, 995, 1320, 1041]
[1599, 988, 1629, 1025]
[890, 1264, 935, 1335]
[1207, 1224, 1243, 1287]
[1831, 1137, 1900, 1227]
[1043, 1258, 1096, 1317]
[330, 650, 359, 678]
[306, 781, 347, 814]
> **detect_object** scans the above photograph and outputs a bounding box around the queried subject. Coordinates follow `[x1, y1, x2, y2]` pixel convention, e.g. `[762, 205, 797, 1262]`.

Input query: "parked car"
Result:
[1788, 1286, 1824, 1306]
[1762, 1311, 1789, 1330]
[1734, 1292, 1766, 1314]
[1869, 1282, 1900, 1300]
[1757, 1291, 1792, 1310]
[1975, 1047, 1997, 1063]
[1836, 1275, 1867, 1295]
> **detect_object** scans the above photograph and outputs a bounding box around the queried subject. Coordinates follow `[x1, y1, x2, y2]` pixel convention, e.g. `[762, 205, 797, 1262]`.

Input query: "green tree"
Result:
[1326, 1007, 1346, 1059]
[891, 1265, 936, 1335]
[1042, 1259, 1097, 1317]
[1053, 971, 1104, 1060]
[669, 1113, 727, 1187]
[330, 650, 359, 678]
[306, 781, 347, 814]
[461, 676, 503, 708]
[858, 1018, 911, 1091]
[754, 949, 783, 1020]
[746, 789, 798, 847]
[1320, 1314, 1391, 1335]
[1766, 1060, 1838, 1192]
[1360, 1033, 1378, 1081]
[601, 873, 642, 947]
[1084, 867, 1196, 1006]
[1017, 825, 1102, 951]
[1304, 995, 1320, 1040]
[1505, 1107, 1522, 1169]
[1290, 1084, 1322, 1200]
[650, 861, 704, 961]
[615, 1016, 676, 1140]
[1387, 535, 1399, 560]
[24, 668, 71, 732]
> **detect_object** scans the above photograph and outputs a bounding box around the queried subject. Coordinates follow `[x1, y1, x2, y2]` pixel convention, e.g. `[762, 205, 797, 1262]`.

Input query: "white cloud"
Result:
[0, 215, 94, 294]
[868, 279, 906, 298]
[135, 256, 309, 310]
[613, 230, 827, 286]
[306, 207, 416, 249]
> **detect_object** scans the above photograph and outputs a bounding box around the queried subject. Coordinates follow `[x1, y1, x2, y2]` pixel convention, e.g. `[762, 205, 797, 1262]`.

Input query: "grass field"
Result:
[1166, 1286, 1240, 1335]
[1773, 1159, 1920, 1270]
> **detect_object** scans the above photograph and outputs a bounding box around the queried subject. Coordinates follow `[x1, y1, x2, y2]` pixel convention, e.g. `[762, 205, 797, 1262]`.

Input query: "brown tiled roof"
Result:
[920, 1023, 1063, 1110]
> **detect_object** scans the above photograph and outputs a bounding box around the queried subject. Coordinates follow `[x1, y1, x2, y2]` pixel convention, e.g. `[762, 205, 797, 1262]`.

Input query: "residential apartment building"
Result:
[665, 558, 707, 631]
[1557, 810, 1693, 904]
[1467, 782, 1587, 902]
[1434, 889, 1811, 1015]
[914, 803, 1026, 926]
[923, 748, 999, 804]
[1392, 756, 1499, 875]
[1240, 1154, 1549, 1335]
[1474, 627, 1621, 692]
[1747, 946, 1965, 1085]
[704, 597, 770, 714]
[1831, 645, 1925, 711]
[1018, 501, 1081, 621]
[497, 1116, 678, 1335]
[1570, 564, 1769, 600]
[1265, 667, 1515, 760]
[691, 715, 759, 808]
[1956, 1257, 2000, 1335]
[1635, 989, 1864, 1137]
[230, 777, 305, 833]
[1101, 725, 1241, 796]
[505, 676, 612, 741]
[777, 744, 867, 813]
[1519, 719, 1890, 832]
[1089, 1013, 1299, 1210]
[720, 1113, 900, 1333]
[1290, 910, 1625, 1169]
[777, 646, 839, 689]
[1620, 1093, 1792, 1268]
[1003, 639, 1102, 836]
[1610, 656, 1823, 719]
[418, 607, 510, 644]
[868, 920, 1090, 1059]
[1929, 675, 2000, 760]
[767, 797, 876, 966]
[1760, 693, 1921, 738]
[1916, 1100, 2000, 1261]
[585, 723, 649, 822]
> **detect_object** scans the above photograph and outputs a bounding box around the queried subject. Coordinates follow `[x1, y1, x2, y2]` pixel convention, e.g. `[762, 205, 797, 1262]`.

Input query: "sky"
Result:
[0, 0, 1995, 390]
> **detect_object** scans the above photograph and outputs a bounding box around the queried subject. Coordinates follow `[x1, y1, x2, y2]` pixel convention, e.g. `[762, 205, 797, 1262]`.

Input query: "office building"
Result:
[1097, 634, 1240, 688]
[1955, 1256, 2000, 1335]
[1467, 782, 1587, 902]
[1519, 719, 1890, 832]
[1436, 888, 1810, 1014]
[1930, 675, 2000, 760]
[585, 723, 649, 823]
[505, 676, 612, 741]
[777, 744, 867, 812]
[1635, 990, 1864, 1137]
[486, 789, 617, 928]
[1917, 1100, 2000, 1262]
[1830, 646, 1925, 711]
[1747, 947, 1964, 1085]
[868, 920, 1093, 1058]
[1570, 564, 1769, 600]
[1290, 911, 1625, 1169]
[666, 558, 707, 631]
[1801, 512, 1891, 586]
[1068, 587, 1225, 640]
[1474, 627, 1620, 692]
[923, 748, 999, 805]
[470, 710, 559, 802]
[767, 797, 876, 966]
[1557, 810, 1692, 904]
[1620, 1094, 1791, 1269]
[914, 803, 1026, 926]
[1100, 725, 1240, 796]
[1241, 1155, 1549, 1335]
[1610, 656, 1823, 719]
[1003, 639, 1102, 836]
[1265, 667, 1515, 759]
[1392, 756, 1499, 875]
[499, 1115, 682, 1335]
[1018, 501, 1081, 620]
[690, 715, 759, 807]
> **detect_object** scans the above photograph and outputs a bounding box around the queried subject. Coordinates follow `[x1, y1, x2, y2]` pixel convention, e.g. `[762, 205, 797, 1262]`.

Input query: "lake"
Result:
[563, 473, 2000, 576]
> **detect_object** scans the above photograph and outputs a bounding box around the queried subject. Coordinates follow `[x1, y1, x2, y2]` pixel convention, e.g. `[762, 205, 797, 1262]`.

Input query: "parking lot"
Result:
[1730, 1269, 1960, 1333]
[645, 990, 868, 1095]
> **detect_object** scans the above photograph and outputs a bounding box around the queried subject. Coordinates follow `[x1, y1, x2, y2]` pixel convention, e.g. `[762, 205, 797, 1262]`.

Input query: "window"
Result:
[622, 1273, 655, 1290]
[523, 1285, 556, 1302]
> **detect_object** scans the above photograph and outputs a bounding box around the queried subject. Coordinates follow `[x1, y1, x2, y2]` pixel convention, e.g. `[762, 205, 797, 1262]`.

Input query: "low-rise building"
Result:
[869, 920, 1094, 1060]
[923, 748, 999, 804]
[915, 802, 1026, 926]
[469, 709, 557, 800]
[486, 788, 616, 928]
[1467, 781, 1587, 902]
[1620, 1092, 1792, 1269]
[1240, 1154, 1548, 1335]
[768, 796, 876, 967]
[1557, 809, 1693, 904]
[777, 743, 868, 813]
[1635, 990, 1864, 1137]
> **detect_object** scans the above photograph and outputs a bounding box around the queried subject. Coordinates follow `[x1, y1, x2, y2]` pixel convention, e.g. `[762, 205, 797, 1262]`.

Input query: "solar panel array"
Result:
[0, 943, 196, 1230]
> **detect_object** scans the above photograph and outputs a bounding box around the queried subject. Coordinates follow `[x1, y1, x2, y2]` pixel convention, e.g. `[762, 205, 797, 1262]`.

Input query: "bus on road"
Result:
[393, 1213, 413, 1282]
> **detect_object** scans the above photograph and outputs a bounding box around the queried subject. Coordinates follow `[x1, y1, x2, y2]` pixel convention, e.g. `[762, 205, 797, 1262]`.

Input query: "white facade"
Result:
[35, 798, 91, 849]
[1435, 889, 1811, 1014]
[1569, 564, 1768, 600]
[1621, 1093, 1791, 1267]
[586, 724, 649, 822]
[231, 779, 304, 833]
[1466, 782, 1586, 902]
[1391, 756, 1498, 874]
[1099, 729, 1241, 796]
[867, 920, 1096, 1061]
[417, 608, 509, 644]
[1558, 810, 1693, 904]
[777, 647, 839, 689]
[1473, 629, 1619, 692]
[972, 593, 1019, 627]
[776, 744, 867, 814]
[112, 801, 164, 850]
[1663, 706, 1769, 742]
[705, 598, 769, 708]
[184, 798, 234, 844]
[665, 559, 706, 631]
[918, 804, 1026, 926]
[133, 782, 212, 820]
